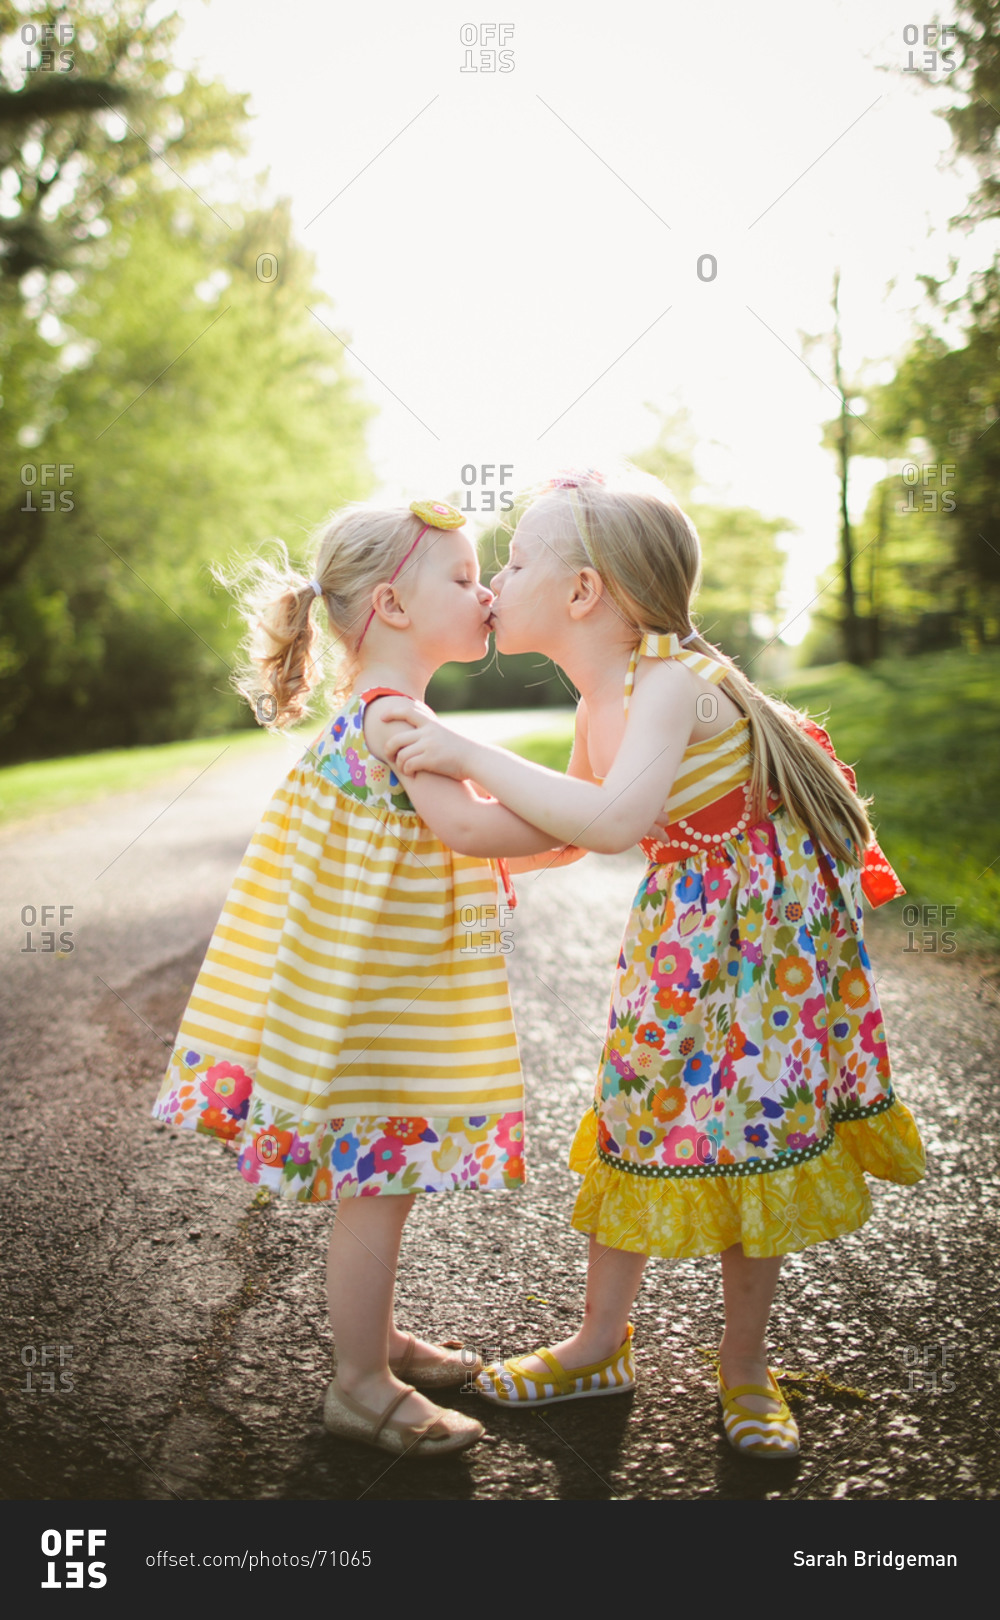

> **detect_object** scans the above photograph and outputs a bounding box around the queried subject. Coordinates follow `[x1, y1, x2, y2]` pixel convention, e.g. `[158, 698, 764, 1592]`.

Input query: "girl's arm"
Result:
[364, 702, 568, 859]
[503, 699, 595, 872]
[379, 669, 697, 855]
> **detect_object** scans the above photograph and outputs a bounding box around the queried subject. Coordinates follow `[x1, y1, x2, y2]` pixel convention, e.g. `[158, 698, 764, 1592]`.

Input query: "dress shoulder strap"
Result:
[624, 632, 731, 712]
[360, 686, 413, 706]
[359, 687, 518, 911]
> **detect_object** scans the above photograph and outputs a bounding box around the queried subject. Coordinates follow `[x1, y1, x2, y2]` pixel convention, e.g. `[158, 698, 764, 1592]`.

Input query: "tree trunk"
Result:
[831, 272, 866, 665]
[867, 464, 888, 662]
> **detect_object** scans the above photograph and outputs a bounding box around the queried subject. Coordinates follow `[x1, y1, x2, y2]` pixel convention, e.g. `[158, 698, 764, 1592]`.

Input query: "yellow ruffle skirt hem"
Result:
[568, 1100, 925, 1260]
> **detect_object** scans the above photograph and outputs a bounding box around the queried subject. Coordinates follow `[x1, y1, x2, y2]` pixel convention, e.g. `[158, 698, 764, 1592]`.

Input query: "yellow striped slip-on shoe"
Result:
[718, 1369, 800, 1459]
[475, 1325, 636, 1407]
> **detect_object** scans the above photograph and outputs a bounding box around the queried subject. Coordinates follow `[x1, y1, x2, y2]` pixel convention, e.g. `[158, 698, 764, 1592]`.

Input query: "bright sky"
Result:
[169, 0, 990, 640]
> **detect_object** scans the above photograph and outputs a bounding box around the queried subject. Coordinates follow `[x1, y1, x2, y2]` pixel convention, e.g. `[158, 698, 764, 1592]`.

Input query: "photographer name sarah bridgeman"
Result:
[794, 1551, 957, 1569]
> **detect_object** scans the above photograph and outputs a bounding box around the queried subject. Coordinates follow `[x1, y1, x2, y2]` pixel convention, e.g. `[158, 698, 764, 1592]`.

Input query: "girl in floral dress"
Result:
[381, 473, 925, 1459]
[152, 500, 570, 1459]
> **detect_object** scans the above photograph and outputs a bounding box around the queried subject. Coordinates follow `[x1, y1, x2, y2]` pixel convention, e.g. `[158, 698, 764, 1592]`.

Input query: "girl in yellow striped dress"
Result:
[382, 472, 925, 1460]
[152, 499, 570, 1457]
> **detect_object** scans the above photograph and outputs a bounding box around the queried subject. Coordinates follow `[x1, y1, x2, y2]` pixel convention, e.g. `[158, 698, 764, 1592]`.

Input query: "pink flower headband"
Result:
[543, 468, 607, 569]
[355, 499, 465, 646]
[545, 468, 606, 491]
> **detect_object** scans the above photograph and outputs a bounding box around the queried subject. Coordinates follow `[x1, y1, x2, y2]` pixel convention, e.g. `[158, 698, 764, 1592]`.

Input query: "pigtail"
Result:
[218, 541, 324, 730]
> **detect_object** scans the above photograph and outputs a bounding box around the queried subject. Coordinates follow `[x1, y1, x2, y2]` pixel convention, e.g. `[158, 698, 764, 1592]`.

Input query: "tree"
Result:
[807, 272, 882, 665]
[0, 1, 247, 282]
[929, 0, 1000, 227]
[0, 1, 250, 604]
[828, 272, 865, 663]
[0, 187, 373, 756]
[634, 407, 792, 667]
[0, 10, 374, 758]
[866, 0, 1000, 638]
[865, 278, 1000, 641]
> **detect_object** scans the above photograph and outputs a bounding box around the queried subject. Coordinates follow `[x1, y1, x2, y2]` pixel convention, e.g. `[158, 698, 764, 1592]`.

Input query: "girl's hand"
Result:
[376, 702, 471, 780]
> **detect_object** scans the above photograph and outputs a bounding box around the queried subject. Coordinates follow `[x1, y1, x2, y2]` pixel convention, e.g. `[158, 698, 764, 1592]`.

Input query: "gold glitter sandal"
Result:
[331, 1334, 483, 1389]
[390, 1334, 483, 1389]
[322, 1379, 484, 1457]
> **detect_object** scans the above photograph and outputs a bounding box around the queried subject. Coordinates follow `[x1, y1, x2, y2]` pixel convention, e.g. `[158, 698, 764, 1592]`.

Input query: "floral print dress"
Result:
[153, 690, 525, 1201]
[569, 637, 925, 1258]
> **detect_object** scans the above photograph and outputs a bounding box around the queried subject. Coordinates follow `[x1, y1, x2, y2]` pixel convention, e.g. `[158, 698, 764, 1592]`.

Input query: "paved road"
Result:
[1, 731, 998, 1503]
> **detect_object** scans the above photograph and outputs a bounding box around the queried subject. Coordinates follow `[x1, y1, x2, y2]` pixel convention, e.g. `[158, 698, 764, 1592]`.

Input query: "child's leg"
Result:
[520, 1234, 647, 1374]
[326, 1192, 441, 1425]
[718, 1243, 784, 1413]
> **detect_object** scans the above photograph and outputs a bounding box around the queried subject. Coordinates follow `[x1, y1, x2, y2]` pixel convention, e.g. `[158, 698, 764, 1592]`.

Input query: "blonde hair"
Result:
[535, 475, 873, 865]
[224, 504, 430, 729]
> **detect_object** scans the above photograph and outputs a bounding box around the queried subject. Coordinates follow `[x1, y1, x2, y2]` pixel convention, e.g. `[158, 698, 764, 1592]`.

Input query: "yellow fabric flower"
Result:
[619, 965, 641, 997]
[624, 1108, 659, 1160]
[409, 498, 465, 528]
[433, 1137, 461, 1172]
[449, 1115, 491, 1143]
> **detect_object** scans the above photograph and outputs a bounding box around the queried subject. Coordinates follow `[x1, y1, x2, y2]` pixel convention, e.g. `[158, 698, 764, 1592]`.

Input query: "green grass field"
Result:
[0, 728, 270, 827]
[507, 649, 1000, 952]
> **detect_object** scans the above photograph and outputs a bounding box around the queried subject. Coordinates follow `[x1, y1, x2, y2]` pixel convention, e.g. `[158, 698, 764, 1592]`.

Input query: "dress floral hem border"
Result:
[154, 1046, 526, 1200]
[582, 1091, 903, 1180]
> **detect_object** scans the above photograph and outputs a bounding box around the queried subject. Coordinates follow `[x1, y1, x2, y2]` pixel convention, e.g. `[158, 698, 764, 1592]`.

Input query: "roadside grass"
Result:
[505, 726, 575, 773]
[0, 728, 270, 827]
[508, 649, 1000, 952]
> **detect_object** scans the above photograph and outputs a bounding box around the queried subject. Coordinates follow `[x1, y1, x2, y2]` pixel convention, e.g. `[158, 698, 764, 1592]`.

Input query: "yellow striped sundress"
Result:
[152, 688, 525, 1201]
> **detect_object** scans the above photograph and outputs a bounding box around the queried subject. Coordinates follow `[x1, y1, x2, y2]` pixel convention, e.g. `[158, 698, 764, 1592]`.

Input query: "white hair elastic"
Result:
[308, 579, 323, 597]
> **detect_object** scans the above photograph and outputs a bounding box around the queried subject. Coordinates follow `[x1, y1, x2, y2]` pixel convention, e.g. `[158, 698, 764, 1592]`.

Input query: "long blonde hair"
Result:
[224, 504, 429, 729]
[539, 476, 873, 865]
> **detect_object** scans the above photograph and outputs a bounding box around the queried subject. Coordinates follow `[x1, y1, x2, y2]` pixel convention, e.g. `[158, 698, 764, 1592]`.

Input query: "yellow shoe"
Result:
[475, 1326, 636, 1407]
[718, 1368, 800, 1460]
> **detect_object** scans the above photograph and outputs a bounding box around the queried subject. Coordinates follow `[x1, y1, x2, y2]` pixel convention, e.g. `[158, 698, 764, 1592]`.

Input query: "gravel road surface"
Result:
[2, 730, 998, 1508]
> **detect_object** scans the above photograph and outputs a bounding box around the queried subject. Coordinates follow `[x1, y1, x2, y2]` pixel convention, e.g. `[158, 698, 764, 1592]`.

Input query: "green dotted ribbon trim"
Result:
[591, 1090, 896, 1181]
